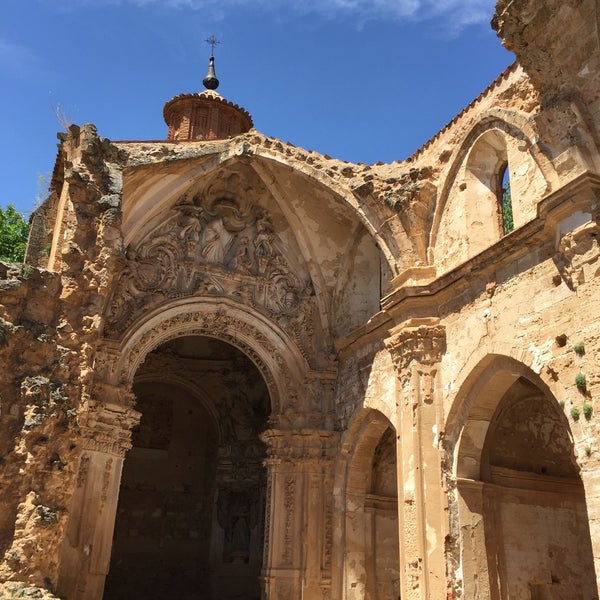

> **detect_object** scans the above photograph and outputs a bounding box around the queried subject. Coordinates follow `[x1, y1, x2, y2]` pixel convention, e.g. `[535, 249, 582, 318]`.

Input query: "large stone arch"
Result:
[332, 408, 400, 600]
[97, 296, 311, 417]
[445, 352, 561, 471]
[104, 334, 271, 600]
[121, 148, 400, 278]
[445, 354, 596, 599]
[57, 297, 316, 600]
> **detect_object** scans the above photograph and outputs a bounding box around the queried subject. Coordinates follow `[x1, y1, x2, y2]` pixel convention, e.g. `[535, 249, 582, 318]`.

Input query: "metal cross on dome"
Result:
[206, 35, 220, 57]
[203, 35, 220, 90]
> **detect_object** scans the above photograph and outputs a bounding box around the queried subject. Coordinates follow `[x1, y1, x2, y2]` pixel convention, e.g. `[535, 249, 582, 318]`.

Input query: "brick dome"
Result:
[163, 89, 253, 142]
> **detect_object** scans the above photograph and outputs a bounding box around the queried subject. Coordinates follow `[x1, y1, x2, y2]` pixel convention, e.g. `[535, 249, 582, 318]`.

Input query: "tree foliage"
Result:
[0, 205, 30, 262]
[501, 180, 514, 234]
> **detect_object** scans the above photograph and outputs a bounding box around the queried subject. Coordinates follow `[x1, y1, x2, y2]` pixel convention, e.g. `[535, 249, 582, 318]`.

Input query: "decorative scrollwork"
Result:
[104, 198, 315, 352]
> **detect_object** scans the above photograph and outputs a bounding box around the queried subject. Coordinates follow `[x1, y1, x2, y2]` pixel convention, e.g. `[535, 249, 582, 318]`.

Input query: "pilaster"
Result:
[385, 321, 447, 600]
[261, 428, 338, 600]
[57, 393, 140, 600]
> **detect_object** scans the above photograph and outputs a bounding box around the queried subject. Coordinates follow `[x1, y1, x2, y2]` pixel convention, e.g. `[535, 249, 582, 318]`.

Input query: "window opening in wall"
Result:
[499, 163, 514, 234]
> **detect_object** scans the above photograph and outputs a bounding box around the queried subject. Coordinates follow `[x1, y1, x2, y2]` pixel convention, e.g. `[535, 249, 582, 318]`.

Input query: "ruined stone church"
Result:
[1, 1, 600, 598]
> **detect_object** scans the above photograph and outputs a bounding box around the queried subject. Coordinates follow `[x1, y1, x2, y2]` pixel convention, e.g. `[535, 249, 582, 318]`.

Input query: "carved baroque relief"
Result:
[105, 198, 316, 355]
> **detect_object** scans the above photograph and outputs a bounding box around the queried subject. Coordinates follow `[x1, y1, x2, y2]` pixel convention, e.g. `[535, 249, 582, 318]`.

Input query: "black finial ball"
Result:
[203, 56, 219, 90]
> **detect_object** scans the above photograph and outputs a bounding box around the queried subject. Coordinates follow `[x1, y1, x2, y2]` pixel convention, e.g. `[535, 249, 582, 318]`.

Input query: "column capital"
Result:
[80, 400, 141, 457]
[261, 428, 339, 465]
[385, 322, 446, 373]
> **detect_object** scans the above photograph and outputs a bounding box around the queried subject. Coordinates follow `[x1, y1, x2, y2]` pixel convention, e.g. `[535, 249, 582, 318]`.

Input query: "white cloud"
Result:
[52, 0, 495, 32]
[0, 37, 38, 76]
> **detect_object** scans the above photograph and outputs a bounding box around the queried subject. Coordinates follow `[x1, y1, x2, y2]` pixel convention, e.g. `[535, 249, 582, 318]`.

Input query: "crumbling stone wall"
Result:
[0, 125, 128, 595]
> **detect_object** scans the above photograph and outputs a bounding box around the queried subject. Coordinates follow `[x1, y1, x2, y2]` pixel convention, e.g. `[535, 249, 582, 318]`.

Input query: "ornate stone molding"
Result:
[114, 309, 298, 414]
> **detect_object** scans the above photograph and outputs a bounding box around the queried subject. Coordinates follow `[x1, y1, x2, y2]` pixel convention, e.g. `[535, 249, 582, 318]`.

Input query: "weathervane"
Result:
[203, 35, 220, 90]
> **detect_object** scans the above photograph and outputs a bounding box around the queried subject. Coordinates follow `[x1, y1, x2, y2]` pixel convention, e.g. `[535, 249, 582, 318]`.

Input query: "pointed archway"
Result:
[103, 335, 269, 600]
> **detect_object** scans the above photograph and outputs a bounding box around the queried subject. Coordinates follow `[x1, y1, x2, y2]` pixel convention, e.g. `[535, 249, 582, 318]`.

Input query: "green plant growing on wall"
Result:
[571, 406, 581, 421]
[559, 400, 565, 409]
[583, 403, 593, 420]
[21, 264, 33, 279]
[585, 445, 592, 457]
[573, 342, 586, 356]
[576, 372, 587, 390]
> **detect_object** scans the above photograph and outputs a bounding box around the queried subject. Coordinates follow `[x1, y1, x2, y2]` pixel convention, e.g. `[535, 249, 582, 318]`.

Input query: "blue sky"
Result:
[1, 0, 513, 215]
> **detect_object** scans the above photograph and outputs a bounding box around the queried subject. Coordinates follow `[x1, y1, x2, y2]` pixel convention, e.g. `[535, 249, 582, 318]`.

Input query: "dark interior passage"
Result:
[103, 336, 269, 600]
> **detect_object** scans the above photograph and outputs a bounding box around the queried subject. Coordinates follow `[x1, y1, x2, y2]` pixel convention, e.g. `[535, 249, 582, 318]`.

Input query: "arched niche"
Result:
[452, 357, 596, 599]
[333, 409, 400, 600]
[432, 119, 550, 273]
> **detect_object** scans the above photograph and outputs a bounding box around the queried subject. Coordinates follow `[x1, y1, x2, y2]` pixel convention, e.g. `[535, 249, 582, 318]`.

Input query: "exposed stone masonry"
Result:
[1, 1, 600, 598]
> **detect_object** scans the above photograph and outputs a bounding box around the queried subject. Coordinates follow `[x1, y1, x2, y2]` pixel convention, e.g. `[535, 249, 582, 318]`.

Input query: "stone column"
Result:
[261, 428, 338, 600]
[57, 395, 140, 600]
[385, 321, 447, 600]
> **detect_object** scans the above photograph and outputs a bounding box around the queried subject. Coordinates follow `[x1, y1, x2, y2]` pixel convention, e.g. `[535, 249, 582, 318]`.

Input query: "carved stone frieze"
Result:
[282, 476, 295, 565]
[104, 198, 316, 355]
[263, 474, 273, 566]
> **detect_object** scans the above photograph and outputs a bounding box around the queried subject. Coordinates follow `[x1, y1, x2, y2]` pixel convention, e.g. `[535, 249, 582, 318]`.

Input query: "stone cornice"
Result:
[336, 171, 600, 356]
[383, 171, 600, 317]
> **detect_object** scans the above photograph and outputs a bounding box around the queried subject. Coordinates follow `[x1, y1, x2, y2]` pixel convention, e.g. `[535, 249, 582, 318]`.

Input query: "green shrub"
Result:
[575, 372, 587, 390]
[0, 204, 29, 263]
[571, 406, 581, 421]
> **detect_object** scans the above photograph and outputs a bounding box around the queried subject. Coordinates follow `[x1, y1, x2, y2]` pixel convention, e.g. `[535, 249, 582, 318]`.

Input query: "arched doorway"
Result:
[103, 335, 269, 600]
[455, 361, 596, 599]
[341, 410, 400, 600]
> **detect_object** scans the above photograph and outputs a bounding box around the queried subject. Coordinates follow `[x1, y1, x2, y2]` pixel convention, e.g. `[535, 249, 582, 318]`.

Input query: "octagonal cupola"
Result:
[163, 51, 253, 142]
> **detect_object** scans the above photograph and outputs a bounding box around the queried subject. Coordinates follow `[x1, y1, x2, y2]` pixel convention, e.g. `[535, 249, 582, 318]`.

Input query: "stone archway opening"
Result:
[366, 426, 400, 600]
[343, 411, 400, 600]
[456, 372, 596, 599]
[103, 335, 270, 600]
